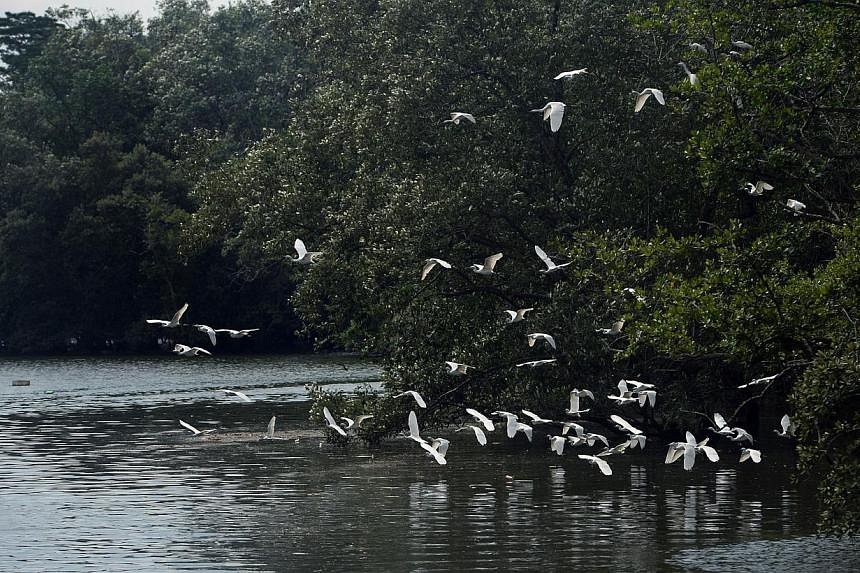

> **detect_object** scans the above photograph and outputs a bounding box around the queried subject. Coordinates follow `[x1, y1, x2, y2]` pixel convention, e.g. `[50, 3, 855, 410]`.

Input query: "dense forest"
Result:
[0, 0, 857, 533]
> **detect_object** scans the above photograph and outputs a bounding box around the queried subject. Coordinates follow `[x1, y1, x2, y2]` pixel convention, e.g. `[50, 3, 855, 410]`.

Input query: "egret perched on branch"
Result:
[786, 199, 806, 214]
[678, 62, 698, 85]
[596, 320, 624, 335]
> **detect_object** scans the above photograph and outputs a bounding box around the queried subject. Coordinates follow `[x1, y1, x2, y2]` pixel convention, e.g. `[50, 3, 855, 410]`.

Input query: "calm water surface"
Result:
[0, 355, 856, 572]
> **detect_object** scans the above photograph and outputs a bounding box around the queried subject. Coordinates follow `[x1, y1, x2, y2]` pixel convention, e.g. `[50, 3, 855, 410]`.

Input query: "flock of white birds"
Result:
[149, 51, 804, 473]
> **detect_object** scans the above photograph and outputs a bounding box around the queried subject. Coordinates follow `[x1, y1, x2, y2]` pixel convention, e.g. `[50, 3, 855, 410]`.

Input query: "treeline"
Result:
[1, 1, 857, 532]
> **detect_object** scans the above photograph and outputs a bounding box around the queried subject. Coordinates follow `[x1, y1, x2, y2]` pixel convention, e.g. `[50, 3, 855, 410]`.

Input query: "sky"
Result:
[3, 1, 232, 22]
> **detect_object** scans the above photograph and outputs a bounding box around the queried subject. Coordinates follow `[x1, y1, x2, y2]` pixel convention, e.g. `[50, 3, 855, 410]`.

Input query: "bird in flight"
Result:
[531, 101, 566, 132]
[633, 88, 665, 113]
[146, 303, 189, 328]
[443, 112, 475, 125]
[534, 245, 571, 273]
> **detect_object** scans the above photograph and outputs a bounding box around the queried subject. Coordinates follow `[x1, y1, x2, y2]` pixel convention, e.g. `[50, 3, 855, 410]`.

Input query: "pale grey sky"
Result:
[3, 1, 232, 22]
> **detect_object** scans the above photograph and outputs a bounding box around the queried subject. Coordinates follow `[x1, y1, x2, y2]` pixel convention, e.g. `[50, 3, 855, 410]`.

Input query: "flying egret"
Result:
[516, 359, 557, 368]
[521, 409, 553, 425]
[561, 421, 585, 438]
[323, 406, 347, 436]
[514, 422, 534, 442]
[194, 324, 217, 346]
[666, 432, 719, 470]
[549, 435, 566, 455]
[173, 344, 211, 357]
[291, 238, 322, 264]
[596, 320, 624, 335]
[628, 434, 647, 449]
[554, 68, 588, 80]
[678, 61, 698, 85]
[633, 88, 665, 113]
[213, 328, 260, 338]
[567, 389, 594, 417]
[421, 258, 452, 281]
[504, 308, 534, 323]
[731, 40, 753, 50]
[738, 373, 778, 389]
[786, 199, 806, 213]
[689, 42, 708, 54]
[583, 432, 609, 447]
[445, 361, 474, 376]
[470, 253, 503, 275]
[709, 413, 735, 436]
[728, 427, 755, 445]
[534, 245, 571, 273]
[740, 448, 762, 463]
[578, 454, 613, 475]
[219, 389, 253, 402]
[395, 390, 427, 408]
[146, 303, 189, 328]
[263, 416, 276, 439]
[492, 411, 519, 438]
[456, 425, 488, 445]
[419, 440, 448, 465]
[179, 419, 215, 436]
[597, 441, 631, 457]
[608, 379, 638, 405]
[443, 112, 476, 125]
[745, 181, 773, 196]
[526, 332, 556, 350]
[775, 414, 796, 437]
[429, 437, 450, 457]
[465, 408, 494, 432]
[609, 414, 643, 435]
[530, 101, 566, 132]
[341, 415, 374, 429]
[407, 410, 424, 443]
[637, 390, 657, 408]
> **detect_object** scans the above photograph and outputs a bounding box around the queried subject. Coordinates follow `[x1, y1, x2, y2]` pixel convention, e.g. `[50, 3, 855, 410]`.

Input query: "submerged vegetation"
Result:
[0, 0, 857, 533]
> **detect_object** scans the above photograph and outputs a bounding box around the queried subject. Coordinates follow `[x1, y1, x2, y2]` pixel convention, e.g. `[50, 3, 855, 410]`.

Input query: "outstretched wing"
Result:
[171, 303, 189, 324]
[294, 238, 308, 258]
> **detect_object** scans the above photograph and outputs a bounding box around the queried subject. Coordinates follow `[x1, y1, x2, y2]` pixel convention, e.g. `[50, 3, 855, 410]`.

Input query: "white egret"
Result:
[637, 390, 657, 408]
[419, 440, 448, 465]
[526, 332, 556, 350]
[395, 390, 427, 408]
[504, 308, 534, 323]
[567, 389, 594, 417]
[456, 425, 488, 445]
[492, 411, 519, 438]
[628, 434, 647, 449]
[445, 361, 474, 376]
[578, 454, 613, 476]
[515, 422, 534, 442]
[443, 112, 476, 125]
[608, 379, 637, 405]
[554, 68, 587, 80]
[530, 101, 566, 132]
[786, 199, 806, 213]
[729, 427, 755, 445]
[146, 303, 189, 328]
[596, 320, 624, 335]
[407, 410, 424, 443]
[465, 408, 495, 432]
[549, 435, 566, 455]
[678, 61, 698, 85]
[597, 442, 631, 457]
[173, 344, 211, 357]
[775, 414, 796, 437]
[534, 245, 571, 273]
[521, 409, 553, 425]
[738, 373, 778, 389]
[214, 328, 260, 338]
[323, 406, 347, 436]
[609, 414, 643, 435]
[470, 253, 503, 275]
[689, 42, 708, 54]
[291, 238, 322, 264]
[561, 421, 585, 438]
[429, 437, 450, 458]
[745, 181, 773, 196]
[263, 416, 276, 439]
[421, 258, 452, 281]
[219, 389, 253, 402]
[633, 88, 665, 113]
[622, 287, 646, 303]
[740, 448, 762, 463]
[516, 359, 557, 368]
[341, 415, 374, 429]
[194, 324, 217, 346]
[179, 419, 215, 436]
[731, 40, 753, 50]
[709, 412, 735, 436]
[583, 432, 609, 447]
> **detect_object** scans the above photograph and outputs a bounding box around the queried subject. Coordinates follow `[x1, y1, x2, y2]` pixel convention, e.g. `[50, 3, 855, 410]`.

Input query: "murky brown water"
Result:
[0, 356, 856, 571]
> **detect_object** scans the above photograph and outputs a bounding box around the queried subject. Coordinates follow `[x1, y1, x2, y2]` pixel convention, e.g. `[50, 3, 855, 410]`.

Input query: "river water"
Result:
[0, 355, 856, 572]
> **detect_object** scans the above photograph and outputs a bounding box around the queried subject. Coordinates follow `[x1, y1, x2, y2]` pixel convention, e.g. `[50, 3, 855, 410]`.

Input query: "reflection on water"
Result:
[0, 356, 852, 571]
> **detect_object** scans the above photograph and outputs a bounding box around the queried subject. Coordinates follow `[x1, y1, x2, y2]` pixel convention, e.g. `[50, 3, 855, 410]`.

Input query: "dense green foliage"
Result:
[0, 0, 857, 533]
